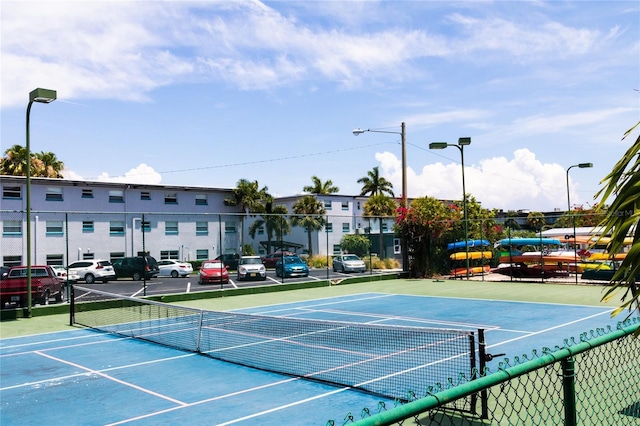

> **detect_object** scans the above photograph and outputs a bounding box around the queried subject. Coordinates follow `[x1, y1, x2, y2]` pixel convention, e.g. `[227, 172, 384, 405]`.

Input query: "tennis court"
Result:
[0, 281, 632, 425]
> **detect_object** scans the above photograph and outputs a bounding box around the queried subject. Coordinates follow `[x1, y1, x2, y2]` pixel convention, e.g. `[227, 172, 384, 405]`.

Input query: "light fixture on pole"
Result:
[353, 123, 408, 274]
[26, 88, 57, 317]
[566, 162, 593, 285]
[429, 137, 472, 279]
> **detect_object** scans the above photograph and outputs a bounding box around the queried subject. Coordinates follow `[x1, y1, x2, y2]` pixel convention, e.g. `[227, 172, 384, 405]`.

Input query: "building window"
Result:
[165, 221, 179, 235]
[82, 221, 94, 233]
[109, 190, 124, 203]
[257, 226, 264, 235]
[2, 186, 21, 199]
[325, 223, 333, 232]
[342, 223, 350, 232]
[324, 200, 332, 210]
[196, 249, 208, 260]
[140, 191, 151, 200]
[357, 202, 361, 209]
[160, 250, 179, 260]
[46, 254, 64, 266]
[2, 220, 22, 236]
[225, 223, 237, 234]
[332, 244, 341, 254]
[141, 220, 151, 232]
[3, 255, 22, 267]
[341, 201, 349, 210]
[83, 252, 95, 260]
[382, 222, 388, 232]
[110, 252, 125, 262]
[196, 222, 208, 236]
[46, 220, 64, 235]
[45, 187, 63, 201]
[81, 189, 93, 198]
[164, 193, 178, 204]
[195, 194, 208, 205]
[109, 221, 125, 235]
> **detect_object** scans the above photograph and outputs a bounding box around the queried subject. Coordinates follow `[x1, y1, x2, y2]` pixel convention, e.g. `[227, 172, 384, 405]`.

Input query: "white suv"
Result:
[68, 260, 116, 284]
[236, 256, 267, 281]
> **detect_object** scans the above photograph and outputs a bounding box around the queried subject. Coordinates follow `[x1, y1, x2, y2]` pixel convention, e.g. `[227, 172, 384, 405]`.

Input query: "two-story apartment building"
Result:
[0, 176, 400, 267]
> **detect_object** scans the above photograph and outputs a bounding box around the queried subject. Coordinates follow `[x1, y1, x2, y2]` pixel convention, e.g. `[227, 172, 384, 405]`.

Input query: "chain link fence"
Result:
[335, 318, 640, 426]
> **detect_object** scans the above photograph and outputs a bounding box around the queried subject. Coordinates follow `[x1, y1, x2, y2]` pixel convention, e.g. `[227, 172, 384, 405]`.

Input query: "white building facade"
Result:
[0, 176, 399, 266]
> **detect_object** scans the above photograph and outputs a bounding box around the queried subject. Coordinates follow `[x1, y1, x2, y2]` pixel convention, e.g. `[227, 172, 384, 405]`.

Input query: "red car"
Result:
[198, 260, 229, 284]
[1, 265, 64, 308]
[261, 251, 293, 268]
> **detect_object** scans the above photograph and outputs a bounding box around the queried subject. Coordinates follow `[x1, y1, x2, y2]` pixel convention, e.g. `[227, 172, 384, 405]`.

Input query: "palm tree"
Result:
[1, 145, 65, 178]
[248, 195, 290, 254]
[526, 211, 545, 232]
[224, 179, 269, 254]
[358, 166, 394, 197]
[290, 195, 326, 257]
[1, 144, 29, 176]
[596, 121, 640, 321]
[36, 151, 64, 178]
[303, 176, 339, 195]
[363, 194, 397, 258]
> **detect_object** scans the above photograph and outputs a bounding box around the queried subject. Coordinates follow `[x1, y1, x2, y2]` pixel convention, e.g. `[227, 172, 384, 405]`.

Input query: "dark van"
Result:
[112, 256, 159, 280]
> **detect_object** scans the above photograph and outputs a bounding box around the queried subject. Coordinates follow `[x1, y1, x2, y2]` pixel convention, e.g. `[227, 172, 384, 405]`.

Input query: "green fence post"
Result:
[562, 356, 577, 426]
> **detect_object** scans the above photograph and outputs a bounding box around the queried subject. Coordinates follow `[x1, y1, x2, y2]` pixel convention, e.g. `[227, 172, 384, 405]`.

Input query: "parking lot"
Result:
[68, 267, 390, 299]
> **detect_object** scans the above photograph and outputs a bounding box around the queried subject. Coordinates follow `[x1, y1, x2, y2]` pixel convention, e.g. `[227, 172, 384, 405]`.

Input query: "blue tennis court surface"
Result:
[1, 292, 629, 425]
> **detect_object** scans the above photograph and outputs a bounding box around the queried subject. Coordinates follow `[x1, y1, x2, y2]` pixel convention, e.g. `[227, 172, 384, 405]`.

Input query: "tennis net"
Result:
[71, 285, 481, 402]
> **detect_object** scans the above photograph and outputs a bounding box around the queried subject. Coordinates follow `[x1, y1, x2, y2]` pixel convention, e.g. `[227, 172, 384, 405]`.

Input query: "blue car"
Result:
[275, 255, 309, 278]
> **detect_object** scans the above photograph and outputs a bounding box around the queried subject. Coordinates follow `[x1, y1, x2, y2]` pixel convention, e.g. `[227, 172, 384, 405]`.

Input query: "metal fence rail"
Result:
[337, 318, 640, 426]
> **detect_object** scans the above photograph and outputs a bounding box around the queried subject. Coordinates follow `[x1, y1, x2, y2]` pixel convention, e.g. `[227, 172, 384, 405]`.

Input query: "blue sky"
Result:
[1, 1, 638, 212]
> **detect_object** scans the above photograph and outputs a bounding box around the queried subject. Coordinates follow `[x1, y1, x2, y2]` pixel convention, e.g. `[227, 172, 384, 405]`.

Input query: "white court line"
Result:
[34, 350, 188, 406]
[106, 376, 312, 425]
[485, 308, 615, 350]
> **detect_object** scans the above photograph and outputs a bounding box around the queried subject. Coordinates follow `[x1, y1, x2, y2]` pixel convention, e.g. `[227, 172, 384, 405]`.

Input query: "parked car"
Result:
[261, 251, 293, 268]
[237, 256, 267, 281]
[68, 260, 116, 284]
[1, 265, 64, 308]
[332, 254, 367, 273]
[215, 254, 239, 270]
[275, 255, 309, 278]
[112, 256, 159, 281]
[198, 260, 229, 284]
[51, 265, 78, 283]
[157, 260, 193, 278]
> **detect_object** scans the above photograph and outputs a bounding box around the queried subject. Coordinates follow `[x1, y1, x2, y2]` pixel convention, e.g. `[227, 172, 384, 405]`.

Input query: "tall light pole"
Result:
[352, 123, 408, 274]
[566, 162, 593, 285]
[26, 88, 57, 317]
[429, 137, 471, 279]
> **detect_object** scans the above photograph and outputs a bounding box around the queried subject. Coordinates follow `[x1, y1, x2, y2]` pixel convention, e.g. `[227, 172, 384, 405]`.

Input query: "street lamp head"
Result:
[429, 142, 448, 149]
[352, 128, 366, 136]
[29, 88, 57, 103]
[458, 137, 471, 146]
[578, 163, 593, 168]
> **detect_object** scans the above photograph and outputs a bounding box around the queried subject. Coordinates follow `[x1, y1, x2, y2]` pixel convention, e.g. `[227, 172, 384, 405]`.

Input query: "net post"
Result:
[477, 328, 489, 419]
[195, 310, 204, 352]
[69, 284, 75, 326]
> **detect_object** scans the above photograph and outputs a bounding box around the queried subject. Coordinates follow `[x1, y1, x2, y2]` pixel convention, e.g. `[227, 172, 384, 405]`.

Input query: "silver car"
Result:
[332, 254, 367, 273]
[237, 256, 267, 281]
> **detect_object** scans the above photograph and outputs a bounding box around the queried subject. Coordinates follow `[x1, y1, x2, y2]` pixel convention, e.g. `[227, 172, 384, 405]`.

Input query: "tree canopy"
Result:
[1, 144, 65, 178]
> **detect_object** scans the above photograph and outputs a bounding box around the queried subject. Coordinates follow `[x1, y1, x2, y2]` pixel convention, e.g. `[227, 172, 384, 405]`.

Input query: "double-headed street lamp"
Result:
[429, 137, 471, 279]
[352, 123, 408, 273]
[566, 162, 593, 285]
[26, 88, 57, 317]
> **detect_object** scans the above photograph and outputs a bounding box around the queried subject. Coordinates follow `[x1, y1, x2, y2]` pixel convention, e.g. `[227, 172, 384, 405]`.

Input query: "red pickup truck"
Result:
[0, 265, 64, 308]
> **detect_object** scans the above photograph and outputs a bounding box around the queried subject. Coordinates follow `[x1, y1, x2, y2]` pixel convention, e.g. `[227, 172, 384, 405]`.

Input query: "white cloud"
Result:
[63, 164, 162, 185]
[377, 148, 593, 212]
